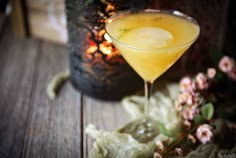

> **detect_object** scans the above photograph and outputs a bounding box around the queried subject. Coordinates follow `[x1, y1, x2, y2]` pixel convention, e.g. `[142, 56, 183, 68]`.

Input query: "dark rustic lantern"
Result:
[65, 0, 152, 100]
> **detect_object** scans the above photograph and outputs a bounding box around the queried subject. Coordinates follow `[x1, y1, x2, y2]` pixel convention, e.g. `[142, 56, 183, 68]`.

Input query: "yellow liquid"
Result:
[106, 11, 200, 82]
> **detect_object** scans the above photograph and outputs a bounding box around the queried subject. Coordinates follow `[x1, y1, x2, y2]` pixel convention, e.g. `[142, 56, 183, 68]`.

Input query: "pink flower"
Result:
[180, 77, 196, 93]
[155, 140, 164, 152]
[178, 92, 194, 105]
[183, 120, 192, 129]
[196, 124, 213, 144]
[188, 134, 196, 144]
[154, 152, 162, 158]
[218, 56, 235, 73]
[182, 106, 194, 120]
[207, 68, 216, 79]
[175, 103, 183, 111]
[196, 73, 208, 90]
[191, 105, 200, 115]
[175, 148, 183, 156]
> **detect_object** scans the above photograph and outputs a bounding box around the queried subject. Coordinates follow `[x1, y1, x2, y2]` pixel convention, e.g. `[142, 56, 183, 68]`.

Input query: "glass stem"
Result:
[144, 81, 153, 117]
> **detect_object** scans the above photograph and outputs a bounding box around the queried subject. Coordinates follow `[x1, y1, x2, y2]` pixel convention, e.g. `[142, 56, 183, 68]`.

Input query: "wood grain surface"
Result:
[0, 24, 129, 158]
[0, 28, 38, 158]
[21, 42, 82, 158]
[82, 97, 130, 157]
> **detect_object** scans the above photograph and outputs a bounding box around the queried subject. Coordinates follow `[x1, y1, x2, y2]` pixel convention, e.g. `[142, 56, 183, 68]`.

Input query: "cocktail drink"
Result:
[106, 10, 200, 141]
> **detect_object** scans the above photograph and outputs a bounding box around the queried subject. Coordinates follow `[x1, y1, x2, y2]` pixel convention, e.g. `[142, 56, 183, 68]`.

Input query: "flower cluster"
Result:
[177, 72, 215, 146]
[154, 140, 165, 158]
[153, 55, 236, 158]
[154, 71, 215, 158]
[219, 56, 236, 81]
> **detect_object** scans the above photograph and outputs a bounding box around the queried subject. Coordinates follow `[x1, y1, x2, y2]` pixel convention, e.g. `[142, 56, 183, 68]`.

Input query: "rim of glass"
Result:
[105, 9, 200, 51]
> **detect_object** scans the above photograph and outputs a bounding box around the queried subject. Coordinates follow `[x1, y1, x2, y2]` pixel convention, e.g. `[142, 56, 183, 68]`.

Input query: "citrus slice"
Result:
[120, 27, 173, 49]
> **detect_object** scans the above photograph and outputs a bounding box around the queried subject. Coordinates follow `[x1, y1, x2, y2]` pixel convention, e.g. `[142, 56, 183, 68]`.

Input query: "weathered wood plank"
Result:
[0, 27, 38, 158]
[82, 97, 131, 157]
[22, 42, 82, 158]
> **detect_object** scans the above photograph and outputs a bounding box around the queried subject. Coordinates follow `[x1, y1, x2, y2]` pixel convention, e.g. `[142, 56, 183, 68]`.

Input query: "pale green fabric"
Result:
[86, 83, 181, 158]
[86, 125, 156, 158]
[121, 83, 181, 132]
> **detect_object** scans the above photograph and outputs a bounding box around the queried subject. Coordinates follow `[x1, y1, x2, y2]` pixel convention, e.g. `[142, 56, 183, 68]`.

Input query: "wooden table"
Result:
[0, 27, 130, 158]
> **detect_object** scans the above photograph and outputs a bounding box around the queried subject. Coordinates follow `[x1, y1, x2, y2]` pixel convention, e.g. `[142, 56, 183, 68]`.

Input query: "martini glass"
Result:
[105, 9, 200, 142]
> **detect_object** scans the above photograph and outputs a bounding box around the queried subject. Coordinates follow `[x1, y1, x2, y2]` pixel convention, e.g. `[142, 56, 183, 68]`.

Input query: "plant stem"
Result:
[162, 126, 198, 157]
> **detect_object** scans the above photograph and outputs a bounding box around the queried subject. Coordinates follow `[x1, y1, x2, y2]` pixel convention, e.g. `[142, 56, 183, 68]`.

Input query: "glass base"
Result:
[120, 117, 159, 143]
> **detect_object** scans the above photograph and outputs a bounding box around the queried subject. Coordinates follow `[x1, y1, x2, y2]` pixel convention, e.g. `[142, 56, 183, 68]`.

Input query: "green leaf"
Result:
[157, 123, 173, 137]
[201, 103, 214, 120]
[193, 114, 205, 124]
